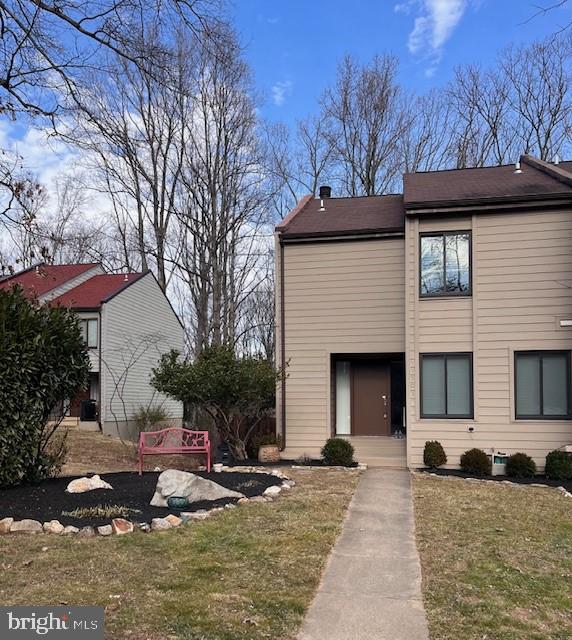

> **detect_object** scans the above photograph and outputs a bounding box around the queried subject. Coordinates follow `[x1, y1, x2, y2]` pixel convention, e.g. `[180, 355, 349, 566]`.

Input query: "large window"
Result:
[420, 232, 471, 297]
[80, 318, 98, 349]
[515, 351, 571, 419]
[421, 353, 473, 418]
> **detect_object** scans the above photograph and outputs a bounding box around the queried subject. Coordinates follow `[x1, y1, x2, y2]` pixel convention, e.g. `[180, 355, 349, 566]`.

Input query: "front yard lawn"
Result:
[413, 474, 572, 640]
[0, 430, 359, 640]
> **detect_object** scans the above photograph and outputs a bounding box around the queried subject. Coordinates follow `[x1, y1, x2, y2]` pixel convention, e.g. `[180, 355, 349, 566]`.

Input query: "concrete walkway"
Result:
[298, 469, 429, 640]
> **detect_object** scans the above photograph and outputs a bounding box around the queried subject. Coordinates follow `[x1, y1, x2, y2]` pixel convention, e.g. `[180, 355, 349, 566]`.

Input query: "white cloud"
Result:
[397, 0, 468, 61]
[271, 80, 293, 107]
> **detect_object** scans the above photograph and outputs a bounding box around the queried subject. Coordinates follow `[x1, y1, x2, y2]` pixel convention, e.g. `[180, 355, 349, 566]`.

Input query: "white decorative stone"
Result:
[181, 511, 209, 522]
[151, 517, 172, 531]
[263, 485, 282, 497]
[237, 497, 250, 504]
[97, 525, 113, 536]
[63, 525, 80, 535]
[66, 475, 113, 494]
[78, 526, 96, 538]
[10, 519, 42, 534]
[0, 517, 14, 534]
[43, 520, 64, 534]
[150, 469, 244, 507]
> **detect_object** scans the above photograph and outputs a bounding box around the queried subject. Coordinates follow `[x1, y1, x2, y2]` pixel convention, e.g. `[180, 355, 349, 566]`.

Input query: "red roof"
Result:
[0, 263, 99, 297]
[53, 273, 146, 309]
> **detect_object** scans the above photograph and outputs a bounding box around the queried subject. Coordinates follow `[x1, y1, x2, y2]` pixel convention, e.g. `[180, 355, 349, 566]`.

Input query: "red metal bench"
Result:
[138, 428, 211, 475]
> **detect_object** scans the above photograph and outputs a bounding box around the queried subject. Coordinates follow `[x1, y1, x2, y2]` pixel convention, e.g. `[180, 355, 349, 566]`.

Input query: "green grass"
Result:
[413, 474, 572, 640]
[0, 468, 358, 640]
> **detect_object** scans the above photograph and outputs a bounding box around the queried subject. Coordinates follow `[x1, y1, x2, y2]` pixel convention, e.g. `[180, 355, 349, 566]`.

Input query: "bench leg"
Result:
[206, 447, 211, 473]
[138, 451, 143, 476]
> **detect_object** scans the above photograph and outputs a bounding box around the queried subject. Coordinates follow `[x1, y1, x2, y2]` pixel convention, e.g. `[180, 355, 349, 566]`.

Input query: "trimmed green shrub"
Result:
[545, 450, 572, 481]
[152, 345, 282, 461]
[423, 441, 447, 468]
[460, 448, 491, 476]
[505, 452, 537, 478]
[0, 286, 90, 487]
[321, 438, 355, 467]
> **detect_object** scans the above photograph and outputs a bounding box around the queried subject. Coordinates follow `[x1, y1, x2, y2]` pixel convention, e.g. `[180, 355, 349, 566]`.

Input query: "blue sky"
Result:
[233, 0, 571, 126]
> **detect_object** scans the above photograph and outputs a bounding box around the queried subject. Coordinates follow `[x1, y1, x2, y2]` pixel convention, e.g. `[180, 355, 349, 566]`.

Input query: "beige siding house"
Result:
[276, 157, 572, 470]
[0, 264, 184, 438]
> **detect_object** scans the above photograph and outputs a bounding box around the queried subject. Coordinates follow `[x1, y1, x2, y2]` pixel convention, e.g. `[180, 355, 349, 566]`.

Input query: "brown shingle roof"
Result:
[278, 194, 405, 239]
[404, 158, 572, 210]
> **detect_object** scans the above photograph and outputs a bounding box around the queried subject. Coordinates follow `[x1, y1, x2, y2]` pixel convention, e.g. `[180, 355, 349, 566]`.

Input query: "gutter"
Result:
[279, 238, 286, 451]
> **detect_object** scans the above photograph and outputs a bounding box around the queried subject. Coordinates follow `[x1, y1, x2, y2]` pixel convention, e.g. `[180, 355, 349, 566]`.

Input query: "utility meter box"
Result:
[492, 452, 508, 476]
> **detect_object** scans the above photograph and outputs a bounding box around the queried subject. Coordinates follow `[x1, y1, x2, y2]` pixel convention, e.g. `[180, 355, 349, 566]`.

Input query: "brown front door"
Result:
[351, 361, 391, 436]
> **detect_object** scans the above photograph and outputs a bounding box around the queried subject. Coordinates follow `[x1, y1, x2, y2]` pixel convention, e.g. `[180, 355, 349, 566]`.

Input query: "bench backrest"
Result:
[139, 428, 210, 451]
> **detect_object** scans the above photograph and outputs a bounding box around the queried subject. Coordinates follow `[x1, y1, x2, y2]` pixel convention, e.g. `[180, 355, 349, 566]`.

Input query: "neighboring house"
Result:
[275, 156, 572, 470]
[0, 263, 184, 438]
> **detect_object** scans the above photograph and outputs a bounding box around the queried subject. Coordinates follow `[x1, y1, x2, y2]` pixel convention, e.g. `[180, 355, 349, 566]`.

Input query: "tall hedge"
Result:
[0, 286, 90, 487]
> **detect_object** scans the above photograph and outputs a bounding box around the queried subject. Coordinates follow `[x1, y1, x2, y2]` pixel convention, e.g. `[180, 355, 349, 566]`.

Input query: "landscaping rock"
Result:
[224, 503, 236, 509]
[111, 519, 134, 535]
[97, 525, 113, 536]
[137, 523, 151, 533]
[165, 514, 182, 527]
[181, 511, 209, 522]
[78, 526, 96, 538]
[0, 517, 14, 534]
[151, 517, 172, 531]
[237, 497, 250, 504]
[66, 475, 113, 494]
[43, 520, 64, 535]
[150, 469, 244, 507]
[263, 485, 282, 497]
[249, 496, 267, 503]
[10, 519, 42, 534]
[63, 526, 79, 535]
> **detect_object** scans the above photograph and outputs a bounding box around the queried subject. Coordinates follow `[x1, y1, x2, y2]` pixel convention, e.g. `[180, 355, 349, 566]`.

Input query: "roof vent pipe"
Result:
[319, 185, 331, 199]
[318, 199, 326, 212]
[554, 154, 560, 165]
[514, 160, 522, 174]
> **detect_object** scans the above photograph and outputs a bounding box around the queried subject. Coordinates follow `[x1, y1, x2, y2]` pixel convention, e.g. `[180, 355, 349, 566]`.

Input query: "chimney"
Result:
[319, 185, 332, 199]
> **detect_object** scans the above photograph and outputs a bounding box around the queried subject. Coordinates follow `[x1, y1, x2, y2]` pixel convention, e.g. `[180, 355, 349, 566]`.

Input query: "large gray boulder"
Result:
[150, 469, 244, 507]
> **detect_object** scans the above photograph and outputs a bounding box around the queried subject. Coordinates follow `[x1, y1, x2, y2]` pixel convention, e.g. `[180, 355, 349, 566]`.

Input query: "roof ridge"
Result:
[521, 154, 572, 188]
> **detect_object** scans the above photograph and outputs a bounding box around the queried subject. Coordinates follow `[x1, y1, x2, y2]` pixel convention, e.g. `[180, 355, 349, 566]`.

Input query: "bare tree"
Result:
[321, 54, 411, 195]
[176, 26, 273, 353]
[70, 26, 195, 291]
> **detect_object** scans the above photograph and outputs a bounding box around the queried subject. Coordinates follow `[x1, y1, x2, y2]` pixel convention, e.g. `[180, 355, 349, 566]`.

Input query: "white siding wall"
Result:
[101, 274, 184, 437]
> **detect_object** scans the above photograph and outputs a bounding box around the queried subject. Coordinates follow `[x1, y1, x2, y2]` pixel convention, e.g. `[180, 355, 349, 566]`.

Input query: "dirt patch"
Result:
[0, 471, 281, 527]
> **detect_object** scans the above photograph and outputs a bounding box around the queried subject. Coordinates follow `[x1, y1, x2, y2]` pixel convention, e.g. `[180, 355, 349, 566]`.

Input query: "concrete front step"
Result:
[358, 456, 407, 469]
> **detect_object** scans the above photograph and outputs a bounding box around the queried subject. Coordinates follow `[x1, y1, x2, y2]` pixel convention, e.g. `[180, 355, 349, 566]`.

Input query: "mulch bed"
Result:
[0, 471, 282, 528]
[420, 468, 572, 493]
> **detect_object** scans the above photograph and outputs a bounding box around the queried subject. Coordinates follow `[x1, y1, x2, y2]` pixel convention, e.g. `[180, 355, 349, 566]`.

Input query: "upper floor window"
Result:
[420, 231, 471, 297]
[80, 318, 98, 349]
[515, 351, 571, 419]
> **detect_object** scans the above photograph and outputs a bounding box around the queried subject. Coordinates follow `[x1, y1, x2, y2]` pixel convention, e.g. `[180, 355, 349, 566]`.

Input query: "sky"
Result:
[1, 0, 570, 219]
[232, 0, 572, 126]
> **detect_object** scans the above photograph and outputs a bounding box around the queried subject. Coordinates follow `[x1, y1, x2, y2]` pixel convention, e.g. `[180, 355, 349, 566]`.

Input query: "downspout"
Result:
[280, 238, 286, 450]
